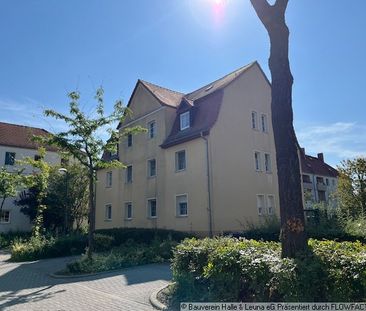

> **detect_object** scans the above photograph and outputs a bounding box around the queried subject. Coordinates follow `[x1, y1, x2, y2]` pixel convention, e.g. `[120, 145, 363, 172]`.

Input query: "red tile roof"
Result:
[139, 80, 184, 108]
[300, 151, 338, 178]
[0, 122, 58, 152]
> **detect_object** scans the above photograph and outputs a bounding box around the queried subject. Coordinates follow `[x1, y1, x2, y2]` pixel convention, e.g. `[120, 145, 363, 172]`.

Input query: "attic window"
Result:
[205, 85, 213, 92]
[180, 111, 190, 130]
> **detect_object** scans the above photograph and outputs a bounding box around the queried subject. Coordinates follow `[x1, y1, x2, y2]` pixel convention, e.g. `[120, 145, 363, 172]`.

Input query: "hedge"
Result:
[171, 237, 366, 302]
[10, 228, 193, 262]
[95, 228, 194, 246]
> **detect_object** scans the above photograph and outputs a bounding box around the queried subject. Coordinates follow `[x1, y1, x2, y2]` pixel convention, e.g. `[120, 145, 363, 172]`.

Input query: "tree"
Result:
[35, 88, 142, 258]
[337, 157, 366, 218]
[47, 164, 89, 232]
[250, 0, 307, 257]
[0, 167, 23, 211]
[17, 164, 89, 233]
[19, 147, 51, 237]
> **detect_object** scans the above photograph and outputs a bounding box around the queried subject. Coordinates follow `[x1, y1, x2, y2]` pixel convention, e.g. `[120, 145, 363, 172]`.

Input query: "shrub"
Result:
[0, 231, 31, 249]
[95, 228, 193, 246]
[171, 237, 366, 302]
[62, 239, 178, 275]
[10, 234, 87, 261]
[94, 233, 114, 252]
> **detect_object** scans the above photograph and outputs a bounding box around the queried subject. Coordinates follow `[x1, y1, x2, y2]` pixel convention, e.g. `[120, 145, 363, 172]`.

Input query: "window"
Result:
[125, 202, 132, 220]
[61, 158, 69, 167]
[302, 174, 311, 183]
[106, 171, 112, 187]
[326, 178, 329, 186]
[0, 210, 10, 223]
[148, 121, 156, 139]
[332, 179, 336, 186]
[34, 155, 41, 161]
[264, 153, 272, 173]
[251, 111, 258, 130]
[127, 134, 133, 147]
[254, 151, 261, 171]
[111, 144, 118, 157]
[267, 195, 275, 215]
[256, 195, 265, 216]
[126, 165, 133, 183]
[105, 204, 112, 220]
[180, 111, 190, 130]
[175, 150, 186, 171]
[176, 194, 188, 217]
[261, 114, 268, 132]
[5, 152, 15, 166]
[147, 199, 157, 218]
[148, 159, 156, 177]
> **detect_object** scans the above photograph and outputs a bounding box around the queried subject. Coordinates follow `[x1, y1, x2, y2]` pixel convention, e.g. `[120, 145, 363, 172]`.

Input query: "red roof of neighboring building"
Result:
[0, 122, 58, 152]
[300, 150, 338, 178]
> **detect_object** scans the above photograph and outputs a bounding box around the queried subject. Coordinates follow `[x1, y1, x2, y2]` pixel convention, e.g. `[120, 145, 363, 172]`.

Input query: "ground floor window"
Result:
[267, 195, 275, 215]
[256, 195, 265, 216]
[147, 199, 157, 218]
[105, 204, 112, 220]
[0, 210, 10, 223]
[176, 194, 188, 216]
[125, 202, 132, 220]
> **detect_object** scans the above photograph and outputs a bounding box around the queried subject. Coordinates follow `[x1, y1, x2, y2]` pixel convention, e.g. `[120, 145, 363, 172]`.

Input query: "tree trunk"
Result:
[250, 0, 307, 257]
[87, 169, 95, 259]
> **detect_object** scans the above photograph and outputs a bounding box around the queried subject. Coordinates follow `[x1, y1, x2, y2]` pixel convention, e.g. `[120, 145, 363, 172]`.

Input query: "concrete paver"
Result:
[0, 252, 171, 310]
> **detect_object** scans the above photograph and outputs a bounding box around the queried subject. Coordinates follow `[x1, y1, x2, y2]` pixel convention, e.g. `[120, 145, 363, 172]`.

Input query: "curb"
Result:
[49, 262, 170, 279]
[149, 283, 172, 310]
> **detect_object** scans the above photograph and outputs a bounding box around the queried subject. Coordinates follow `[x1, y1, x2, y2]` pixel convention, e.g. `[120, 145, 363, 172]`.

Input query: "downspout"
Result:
[201, 132, 213, 238]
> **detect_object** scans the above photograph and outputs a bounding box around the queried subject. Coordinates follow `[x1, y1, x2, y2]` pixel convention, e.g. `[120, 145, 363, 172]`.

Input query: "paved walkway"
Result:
[0, 251, 171, 310]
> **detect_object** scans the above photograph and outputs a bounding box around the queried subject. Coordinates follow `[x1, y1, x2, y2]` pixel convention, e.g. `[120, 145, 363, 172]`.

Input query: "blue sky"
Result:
[0, 0, 365, 167]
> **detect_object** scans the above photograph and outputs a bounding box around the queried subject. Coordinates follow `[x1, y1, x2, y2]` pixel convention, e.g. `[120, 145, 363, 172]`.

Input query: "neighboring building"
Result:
[0, 122, 61, 233]
[96, 61, 279, 235]
[299, 148, 338, 209]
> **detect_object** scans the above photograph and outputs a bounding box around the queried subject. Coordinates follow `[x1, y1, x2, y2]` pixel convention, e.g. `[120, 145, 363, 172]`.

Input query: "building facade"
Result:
[0, 122, 61, 233]
[95, 62, 280, 235]
[299, 148, 338, 209]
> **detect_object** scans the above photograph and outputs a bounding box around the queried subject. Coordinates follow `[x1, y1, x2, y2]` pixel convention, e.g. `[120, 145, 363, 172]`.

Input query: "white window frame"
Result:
[126, 165, 133, 183]
[264, 153, 272, 173]
[147, 198, 157, 219]
[175, 150, 186, 172]
[105, 204, 112, 221]
[251, 111, 258, 130]
[261, 114, 268, 133]
[180, 111, 190, 130]
[106, 171, 112, 188]
[256, 194, 265, 216]
[0, 210, 10, 223]
[147, 158, 157, 178]
[5, 152, 16, 166]
[124, 202, 133, 220]
[148, 120, 156, 139]
[254, 151, 262, 171]
[267, 195, 275, 215]
[176, 194, 188, 217]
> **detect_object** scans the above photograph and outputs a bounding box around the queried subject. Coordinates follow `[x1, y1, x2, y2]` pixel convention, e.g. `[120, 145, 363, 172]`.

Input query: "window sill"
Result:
[175, 169, 186, 173]
[176, 215, 188, 218]
[147, 175, 156, 179]
[124, 218, 133, 221]
[104, 219, 112, 222]
[148, 216, 157, 219]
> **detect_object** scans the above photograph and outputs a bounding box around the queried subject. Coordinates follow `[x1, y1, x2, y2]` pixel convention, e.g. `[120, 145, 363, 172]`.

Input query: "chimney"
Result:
[317, 153, 324, 162]
[300, 147, 305, 154]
